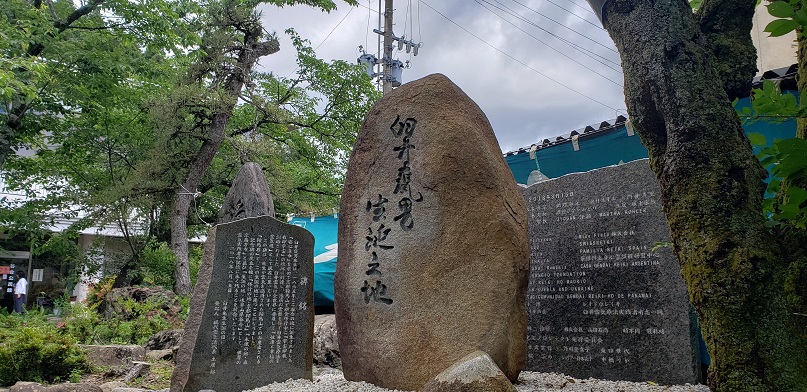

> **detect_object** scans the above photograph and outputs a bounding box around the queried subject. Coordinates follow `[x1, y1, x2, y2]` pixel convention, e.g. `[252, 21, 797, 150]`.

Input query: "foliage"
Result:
[134, 240, 177, 289]
[763, 0, 807, 37]
[189, 243, 202, 287]
[749, 134, 807, 229]
[85, 275, 116, 310]
[65, 290, 186, 345]
[738, 80, 803, 123]
[0, 311, 89, 387]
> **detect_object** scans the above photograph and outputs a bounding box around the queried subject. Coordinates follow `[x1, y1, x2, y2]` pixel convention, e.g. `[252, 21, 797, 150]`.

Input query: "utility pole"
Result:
[382, 0, 394, 94]
[358, 0, 421, 94]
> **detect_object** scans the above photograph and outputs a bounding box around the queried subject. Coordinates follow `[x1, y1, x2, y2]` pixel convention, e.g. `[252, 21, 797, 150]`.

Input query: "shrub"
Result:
[66, 287, 185, 345]
[85, 275, 116, 310]
[0, 312, 88, 386]
[135, 240, 177, 289]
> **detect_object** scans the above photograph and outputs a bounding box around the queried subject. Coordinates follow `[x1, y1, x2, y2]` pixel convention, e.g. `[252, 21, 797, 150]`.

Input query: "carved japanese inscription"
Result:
[522, 159, 701, 385]
[335, 74, 529, 391]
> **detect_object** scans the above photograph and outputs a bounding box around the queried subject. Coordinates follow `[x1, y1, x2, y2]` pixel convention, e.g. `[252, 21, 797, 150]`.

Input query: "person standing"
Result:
[13, 271, 27, 314]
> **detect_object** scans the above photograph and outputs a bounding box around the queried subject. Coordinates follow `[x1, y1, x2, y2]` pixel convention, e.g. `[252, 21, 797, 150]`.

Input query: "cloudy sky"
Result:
[257, 0, 627, 153]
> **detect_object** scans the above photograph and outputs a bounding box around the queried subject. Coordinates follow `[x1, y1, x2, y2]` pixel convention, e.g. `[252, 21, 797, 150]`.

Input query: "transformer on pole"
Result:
[357, 0, 423, 94]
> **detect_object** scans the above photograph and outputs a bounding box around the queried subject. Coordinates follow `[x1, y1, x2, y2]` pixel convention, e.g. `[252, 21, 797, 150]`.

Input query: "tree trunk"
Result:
[170, 23, 279, 295]
[601, 0, 807, 390]
[171, 116, 229, 295]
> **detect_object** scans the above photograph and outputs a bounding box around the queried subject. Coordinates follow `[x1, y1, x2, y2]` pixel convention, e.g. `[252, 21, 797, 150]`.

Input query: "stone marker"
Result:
[171, 163, 314, 392]
[521, 159, 701, 384]
[335, 74, 529, 391]
[421, 351, 517, 392]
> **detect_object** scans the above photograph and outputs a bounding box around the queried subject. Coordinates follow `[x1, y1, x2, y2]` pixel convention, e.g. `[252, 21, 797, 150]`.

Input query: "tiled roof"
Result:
[504, 115, 628, 156]
[504, 64, 798, 156]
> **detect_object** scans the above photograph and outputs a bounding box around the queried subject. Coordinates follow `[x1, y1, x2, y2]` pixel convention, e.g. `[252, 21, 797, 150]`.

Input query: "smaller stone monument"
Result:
[171, 163, 314, 392]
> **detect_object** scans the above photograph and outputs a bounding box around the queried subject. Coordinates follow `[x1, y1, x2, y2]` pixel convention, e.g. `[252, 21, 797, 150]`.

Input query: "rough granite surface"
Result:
[335, 73, 529, 391]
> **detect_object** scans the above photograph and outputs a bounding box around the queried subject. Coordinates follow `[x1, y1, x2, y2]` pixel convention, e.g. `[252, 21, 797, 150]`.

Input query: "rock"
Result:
[9, 382, 45, 392]
[421, 351, 517, 392]
[109, 389, 157, 392]
[44, 385, 103, 392]
[313, 314, 340, 369]
[80, 345, 146, 368]
[170, 226, 216, 392]
[146, 349, 173, 361]
[102, 287, 182, 327]
[121, 361, 150, 383]
[98, 382, 126, 392]
[143, 329, 183, 351]
[335, 74, 529, 391]
[218, 162, 275, 221]
[521, 159, 703, 384]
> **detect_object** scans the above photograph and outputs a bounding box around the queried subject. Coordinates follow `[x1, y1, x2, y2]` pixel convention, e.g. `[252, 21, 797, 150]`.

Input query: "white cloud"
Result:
[257, 0, 627, 152]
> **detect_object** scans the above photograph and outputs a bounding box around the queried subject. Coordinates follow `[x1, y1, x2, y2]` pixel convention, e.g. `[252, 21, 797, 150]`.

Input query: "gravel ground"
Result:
[246, 367, 710, 392]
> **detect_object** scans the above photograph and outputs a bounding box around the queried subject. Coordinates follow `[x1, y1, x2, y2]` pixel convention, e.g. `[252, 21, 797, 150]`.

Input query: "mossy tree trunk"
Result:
[600, 0, 807, 390]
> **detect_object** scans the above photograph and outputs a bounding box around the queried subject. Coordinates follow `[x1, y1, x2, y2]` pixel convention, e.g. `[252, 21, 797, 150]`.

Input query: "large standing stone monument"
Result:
[335, 74, 530, 391]
[522, 159, 701, 384]
[171, 163, 314, 392]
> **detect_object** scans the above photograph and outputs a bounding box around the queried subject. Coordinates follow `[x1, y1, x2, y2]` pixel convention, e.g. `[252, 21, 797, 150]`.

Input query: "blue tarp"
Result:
[289, 215, 339, 308]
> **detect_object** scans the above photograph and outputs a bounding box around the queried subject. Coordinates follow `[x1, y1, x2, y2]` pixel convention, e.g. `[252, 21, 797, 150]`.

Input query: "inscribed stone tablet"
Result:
[180, 216, 314, 392]
[522, 159, 701, 385]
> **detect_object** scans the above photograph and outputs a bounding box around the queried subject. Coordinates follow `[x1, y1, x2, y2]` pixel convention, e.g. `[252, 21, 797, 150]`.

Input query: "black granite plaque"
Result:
[522, 159, 701, 385]
[183, 216, 314, 392]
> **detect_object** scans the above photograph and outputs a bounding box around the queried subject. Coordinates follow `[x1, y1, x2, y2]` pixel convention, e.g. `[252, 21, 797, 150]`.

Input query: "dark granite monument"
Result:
[171, 163, 314, 392]
[521, 159, 701, 385]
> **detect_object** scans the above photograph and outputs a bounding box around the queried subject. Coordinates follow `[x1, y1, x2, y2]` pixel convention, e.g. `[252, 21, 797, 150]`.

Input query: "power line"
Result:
[479, 0, 621, 71]
[568, 0, 598, 14]
[473, 0, 622, 84]
[538, 0, 603, 30]
[504, 0, 616, 52]
[315, 5, 355, 51]
[419, 0, 622, 112]
[366, 0, 372, 49]
[417, 0, 422, 42]
[284, 5, 357, 79]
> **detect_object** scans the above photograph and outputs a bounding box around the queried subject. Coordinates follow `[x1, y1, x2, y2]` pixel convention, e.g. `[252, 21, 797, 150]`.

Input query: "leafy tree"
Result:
[2, 0, 377, 293]
[0, 0, 199, 168]
[142, 3, 372, 293]
[598, 0, 807, 390]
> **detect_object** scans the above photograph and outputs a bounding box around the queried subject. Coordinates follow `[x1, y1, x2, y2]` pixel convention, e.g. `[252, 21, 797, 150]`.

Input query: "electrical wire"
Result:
[315, 5, 355, 51]
[284, 4, 357, 79]
[474, 0, 622, 85]
[478, 0, 621, 72]
[504, 0, 616, 52]
[568, 0, 598, 14]
[417, 0, 422, 42]
[419, 0, 623, 112]
[539, 0, 603, 30]
[366, 0, 372, 49]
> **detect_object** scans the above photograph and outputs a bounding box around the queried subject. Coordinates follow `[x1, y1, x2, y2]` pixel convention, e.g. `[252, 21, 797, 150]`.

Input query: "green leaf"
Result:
[794, 9, 807, 26]
[767, 2, 794, 18]
[786, 187, 807, 206]
[748, 133, 767, 146]
[765, 19, 800, 37]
